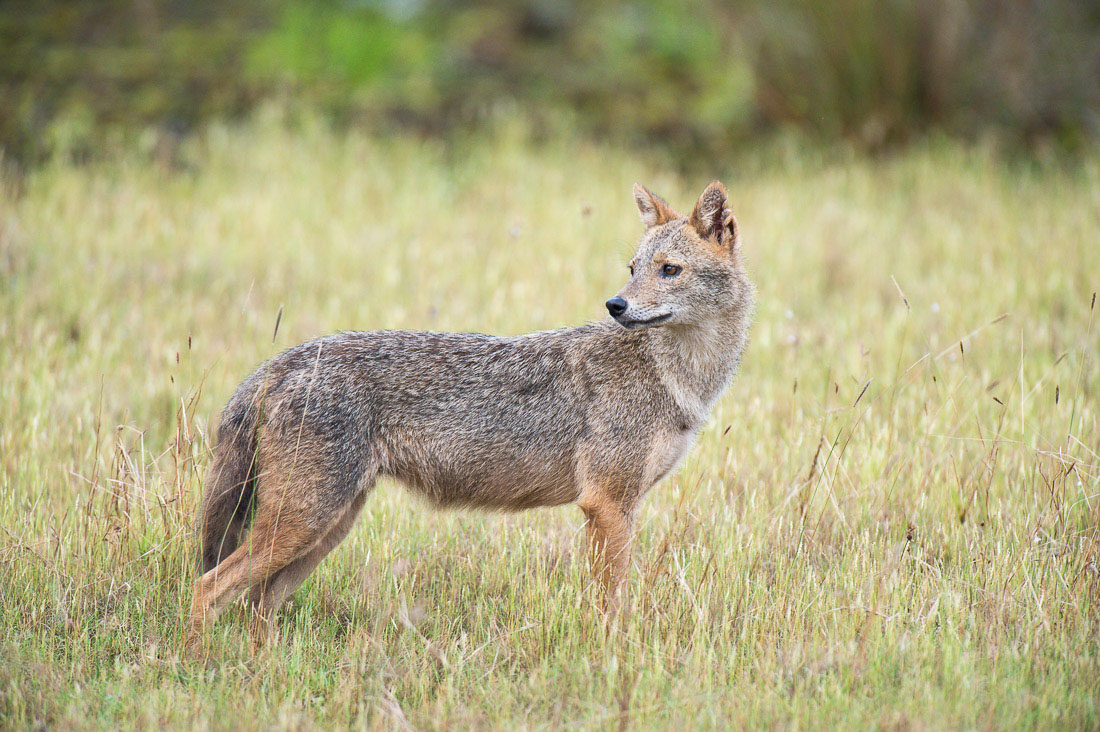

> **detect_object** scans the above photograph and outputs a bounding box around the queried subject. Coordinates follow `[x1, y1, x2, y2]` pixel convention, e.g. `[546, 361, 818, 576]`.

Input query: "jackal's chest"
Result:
[643, 426, 698, 487]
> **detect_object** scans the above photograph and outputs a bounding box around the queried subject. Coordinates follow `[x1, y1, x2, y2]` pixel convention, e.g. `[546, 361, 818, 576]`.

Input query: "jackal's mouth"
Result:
[614, 312, 673, 329]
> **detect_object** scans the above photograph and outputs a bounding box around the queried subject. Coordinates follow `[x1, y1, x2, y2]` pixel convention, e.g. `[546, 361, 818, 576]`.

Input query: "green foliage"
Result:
[0, 0, 1097, 160]
[246, 3, 435, 87]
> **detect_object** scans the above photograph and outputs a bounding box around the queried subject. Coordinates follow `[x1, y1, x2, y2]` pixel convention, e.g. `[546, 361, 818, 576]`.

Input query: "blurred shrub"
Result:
[0, 0, 273, 162]
[752, 0, 1100, 148]
[0, 0, 1096, 164]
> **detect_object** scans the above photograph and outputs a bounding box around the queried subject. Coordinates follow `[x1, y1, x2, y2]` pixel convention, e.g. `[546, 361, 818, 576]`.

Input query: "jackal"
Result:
[189, 181, 753, 646]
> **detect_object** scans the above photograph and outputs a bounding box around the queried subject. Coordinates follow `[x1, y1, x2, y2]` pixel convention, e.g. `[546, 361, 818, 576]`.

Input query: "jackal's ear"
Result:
[633, 183, 678, 228]
[690, 181, 739, 250]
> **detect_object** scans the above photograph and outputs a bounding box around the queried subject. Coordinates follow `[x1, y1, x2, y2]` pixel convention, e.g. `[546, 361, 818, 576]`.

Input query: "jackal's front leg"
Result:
[579, 496, 635, 614]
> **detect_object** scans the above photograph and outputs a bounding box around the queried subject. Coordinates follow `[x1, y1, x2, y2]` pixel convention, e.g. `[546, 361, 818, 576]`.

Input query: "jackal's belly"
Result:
[382, 430, 580, 510]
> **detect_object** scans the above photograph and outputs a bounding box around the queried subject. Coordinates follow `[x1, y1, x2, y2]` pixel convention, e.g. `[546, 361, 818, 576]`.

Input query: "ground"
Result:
[1, 119, 1098, 728]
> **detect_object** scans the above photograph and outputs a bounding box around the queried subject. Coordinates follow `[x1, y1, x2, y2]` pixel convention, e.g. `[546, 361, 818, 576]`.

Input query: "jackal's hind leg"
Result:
[248, 490, 368, 647]
[187, 508, 318, 650]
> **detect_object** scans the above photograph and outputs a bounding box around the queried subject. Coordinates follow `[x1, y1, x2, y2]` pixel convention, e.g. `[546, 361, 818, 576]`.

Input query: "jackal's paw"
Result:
[249, 615, 277, 653]
[183, 629, 206, 659]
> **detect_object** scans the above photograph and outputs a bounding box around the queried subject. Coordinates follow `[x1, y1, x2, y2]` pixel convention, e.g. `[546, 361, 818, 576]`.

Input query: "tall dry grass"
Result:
[1, 117, 1097, 727]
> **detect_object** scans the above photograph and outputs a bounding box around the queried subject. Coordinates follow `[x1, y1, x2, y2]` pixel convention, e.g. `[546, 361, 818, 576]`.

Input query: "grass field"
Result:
[1, 118, 1098, 728]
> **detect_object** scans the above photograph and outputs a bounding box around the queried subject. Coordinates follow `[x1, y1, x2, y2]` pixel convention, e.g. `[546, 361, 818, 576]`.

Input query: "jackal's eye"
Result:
[628, 264, 635, 276]
[661, 264, 682, 277]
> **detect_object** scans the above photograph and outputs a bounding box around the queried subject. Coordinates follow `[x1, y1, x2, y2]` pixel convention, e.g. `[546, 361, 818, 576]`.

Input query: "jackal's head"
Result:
[607, 181, 744, 330]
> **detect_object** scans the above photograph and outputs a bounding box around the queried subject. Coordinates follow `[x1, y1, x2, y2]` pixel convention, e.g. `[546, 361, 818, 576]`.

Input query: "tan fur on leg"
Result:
[187, 510, 316, 649]
[579, 492, 636, 614]
[248, 491, 368, 647]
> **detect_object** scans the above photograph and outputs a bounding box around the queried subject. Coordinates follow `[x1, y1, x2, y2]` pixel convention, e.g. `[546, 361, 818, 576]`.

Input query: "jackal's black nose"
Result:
[605, 296, 628, 317]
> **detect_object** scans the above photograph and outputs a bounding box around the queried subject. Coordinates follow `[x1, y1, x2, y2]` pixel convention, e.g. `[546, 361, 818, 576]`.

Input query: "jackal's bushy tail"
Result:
[198, 404, 258, 573]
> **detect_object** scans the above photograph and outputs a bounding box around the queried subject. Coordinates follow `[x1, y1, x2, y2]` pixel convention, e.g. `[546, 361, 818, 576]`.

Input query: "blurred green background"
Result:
[2, 0, 1097, 166]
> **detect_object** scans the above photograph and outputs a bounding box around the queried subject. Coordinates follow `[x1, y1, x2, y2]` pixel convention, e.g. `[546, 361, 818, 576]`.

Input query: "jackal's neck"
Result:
[647, 306, 750, 423]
